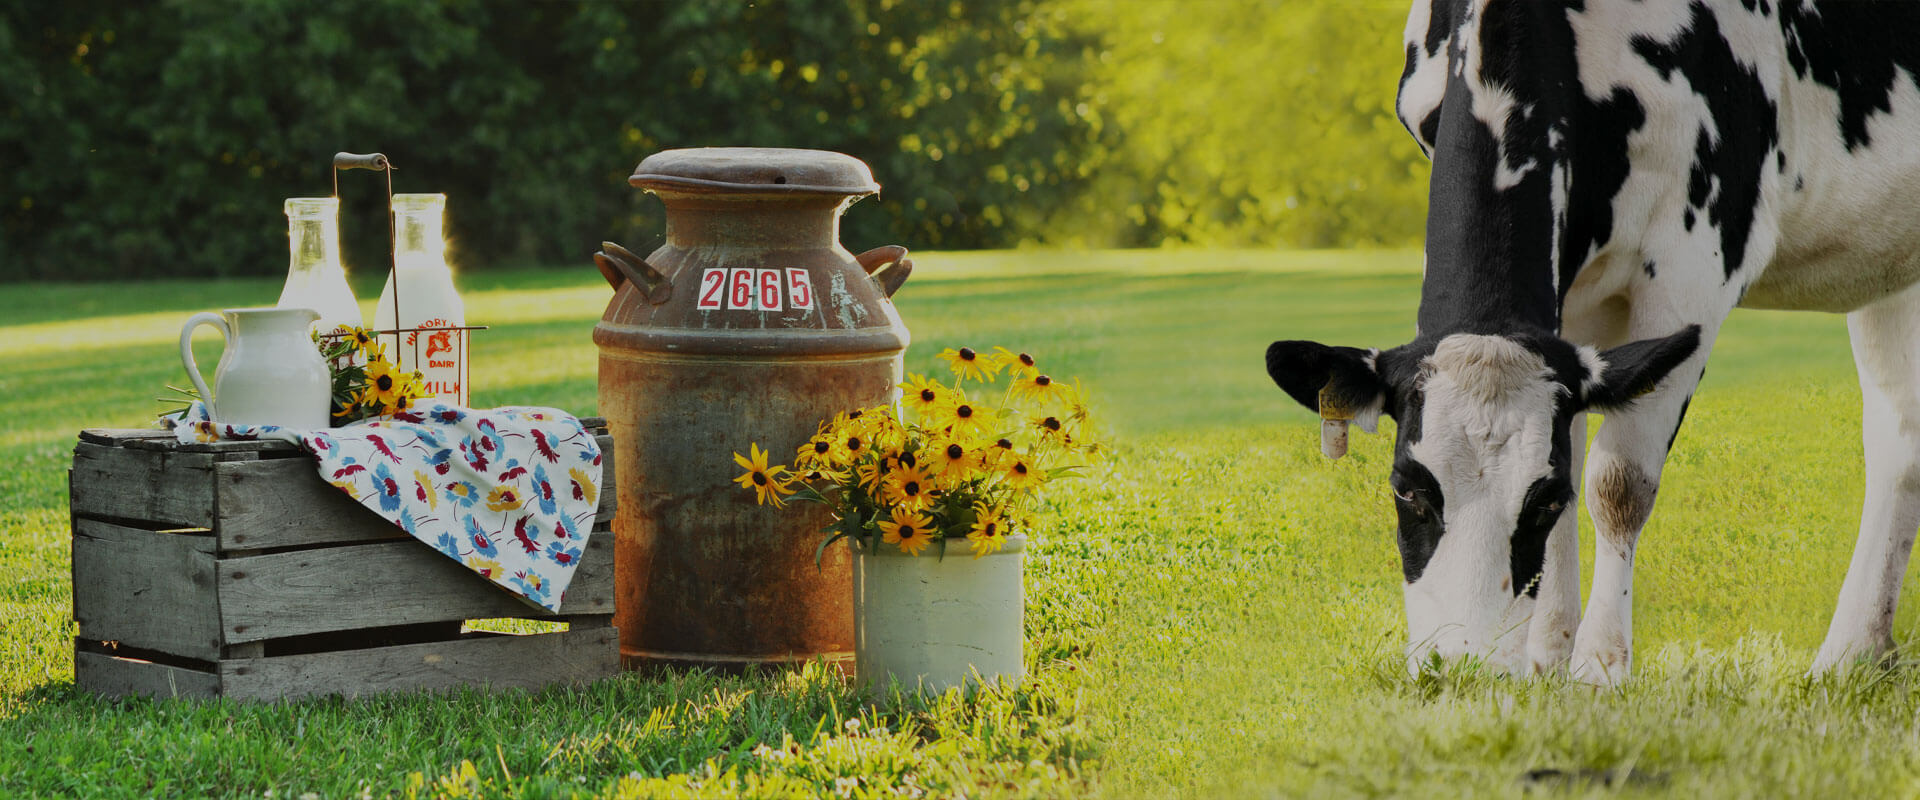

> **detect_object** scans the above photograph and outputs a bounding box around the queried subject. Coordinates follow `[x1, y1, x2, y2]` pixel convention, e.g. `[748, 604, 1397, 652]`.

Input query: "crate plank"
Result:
[218, 531, 614, 643]
[213, 458, 406, 550]
[71, 519, 223, 661]
[213, 440, 615, 551]
[79, 428, 174, 446]
[75, 650, 222, 700]
[70, 442, 216, 528]
[218, 627, 617, 701]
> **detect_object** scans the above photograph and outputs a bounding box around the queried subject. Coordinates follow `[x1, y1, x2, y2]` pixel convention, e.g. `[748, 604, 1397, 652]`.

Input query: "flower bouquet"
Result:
[732, 346, 1100, 692]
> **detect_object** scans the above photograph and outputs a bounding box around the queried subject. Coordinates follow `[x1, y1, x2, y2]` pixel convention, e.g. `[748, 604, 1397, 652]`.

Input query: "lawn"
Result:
[3, 248, 1916, 797]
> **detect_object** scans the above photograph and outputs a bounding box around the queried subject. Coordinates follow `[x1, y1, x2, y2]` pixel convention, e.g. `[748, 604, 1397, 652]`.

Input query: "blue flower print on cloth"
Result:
[168, 400, 602, 611]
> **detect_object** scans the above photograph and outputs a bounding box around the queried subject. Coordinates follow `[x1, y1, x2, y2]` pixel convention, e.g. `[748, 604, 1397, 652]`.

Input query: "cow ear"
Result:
[1265, 340, 1387, 432]
[1581, 325, 1701, 410]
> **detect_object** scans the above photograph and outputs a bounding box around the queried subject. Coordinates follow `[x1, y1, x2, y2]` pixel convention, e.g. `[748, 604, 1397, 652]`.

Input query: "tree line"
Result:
[1, 1, 1427, 281]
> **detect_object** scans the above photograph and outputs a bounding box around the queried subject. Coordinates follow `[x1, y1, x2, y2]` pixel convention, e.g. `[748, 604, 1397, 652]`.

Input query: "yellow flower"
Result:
[363, 357, 406, 408]
[192, 420, 219, 443]
[937, 346, 998, 382]
[966, 503, 1010, 557]
[485, 485, 524, 512]
[1030, 414, 1069, 442]
[992, 346, 1039, 379]
[414, 470, 438, 511]
[882, 463, 937, 513]
[346, 325, 378, 351]
[732, 443, 794, 508]
[1002, 455, 1046, 491]
[1011, 372, 1066, 404]
[977, 437, 1018, 471]
[924, 438, 974, 484]
[928, 394, 992, 439]
[464, 556, 503, 579]
[900, 374, 950, 415]
[855, 459, 888, 492]
[879, 509, 935, 556]
[796, 432, 841, 471]
[569, 467, 599, 505]
[840, 432, 870, 463]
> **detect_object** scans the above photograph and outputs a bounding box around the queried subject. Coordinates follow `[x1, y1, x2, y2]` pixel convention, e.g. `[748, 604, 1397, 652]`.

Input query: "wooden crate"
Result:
[69, 419, 620, 702]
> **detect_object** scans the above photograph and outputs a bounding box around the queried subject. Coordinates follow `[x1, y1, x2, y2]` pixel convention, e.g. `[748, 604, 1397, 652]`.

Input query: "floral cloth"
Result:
[168, 401, 602, 612]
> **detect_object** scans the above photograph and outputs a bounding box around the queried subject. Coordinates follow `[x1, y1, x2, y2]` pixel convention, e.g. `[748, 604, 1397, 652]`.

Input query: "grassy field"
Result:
[3, 248, 1916, 797]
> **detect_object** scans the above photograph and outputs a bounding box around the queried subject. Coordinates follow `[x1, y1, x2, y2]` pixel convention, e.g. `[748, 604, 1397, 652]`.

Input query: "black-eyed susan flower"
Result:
[855, 458, 887, 491]
[1002, 455, 1046, 491]
[1031, 414, 1068, 441]
[925, 437, 972, 479]
[992, 346, 1039, 379]
[937, 346, 997, 382]
[931, 396, 992, 439]
[977, 437, 1018, 471]
[880, 509, 935, 556]
[900, 373, 949, 415]
[795, 434, 840, 472]
[363, 357, 406, 408]
[882, 463, 937, 513]
[1011, 372, 1066, 404]
[347, 325, 378, 350]
[966, 503, 1011, 556]
[732, 443, 794, 507]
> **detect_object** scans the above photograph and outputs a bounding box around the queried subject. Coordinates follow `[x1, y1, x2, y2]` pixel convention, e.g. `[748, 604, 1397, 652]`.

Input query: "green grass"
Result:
[4, 248, 1915, 797]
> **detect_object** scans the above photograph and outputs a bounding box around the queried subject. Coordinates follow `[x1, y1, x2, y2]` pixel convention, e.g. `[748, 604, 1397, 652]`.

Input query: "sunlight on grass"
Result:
[3, 251, 1914, 798]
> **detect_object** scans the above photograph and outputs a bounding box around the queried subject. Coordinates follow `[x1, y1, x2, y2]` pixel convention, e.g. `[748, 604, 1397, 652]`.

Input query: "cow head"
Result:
[1267, 326, 1698, 674]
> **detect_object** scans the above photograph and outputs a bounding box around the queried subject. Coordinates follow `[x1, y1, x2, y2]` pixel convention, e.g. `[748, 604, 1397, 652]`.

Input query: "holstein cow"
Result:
[1266, 0, 1920, 684]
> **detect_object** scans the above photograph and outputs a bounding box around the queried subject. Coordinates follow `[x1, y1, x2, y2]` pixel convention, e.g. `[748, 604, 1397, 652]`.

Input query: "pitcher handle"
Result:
[595, 241, 674, 305]
[179, 312, 228, 419]
[855, 245, 913, 298]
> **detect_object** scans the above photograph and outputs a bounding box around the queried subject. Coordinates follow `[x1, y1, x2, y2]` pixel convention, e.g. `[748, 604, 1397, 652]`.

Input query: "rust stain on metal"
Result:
[595, 148, 913, 671]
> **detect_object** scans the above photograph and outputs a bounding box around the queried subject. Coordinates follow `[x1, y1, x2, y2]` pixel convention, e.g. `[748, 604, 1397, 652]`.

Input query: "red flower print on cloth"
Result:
[166, 401, 602, 612]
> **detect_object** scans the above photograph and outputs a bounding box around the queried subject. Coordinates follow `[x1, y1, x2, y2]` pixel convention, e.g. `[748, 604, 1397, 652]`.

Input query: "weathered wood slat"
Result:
[75, 650, 222, 700]
[213, 458, 406, 550]
[218, 627, 618, 701]
[217, 531, 614, 643]
[79, 428, 173, 445]
[212, 438, 615, 550]
[70, 442, 216, 528]
[71, 519, 223, 661]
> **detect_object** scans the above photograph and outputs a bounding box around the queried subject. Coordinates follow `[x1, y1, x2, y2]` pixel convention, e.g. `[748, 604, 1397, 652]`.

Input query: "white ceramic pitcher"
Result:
[179, 307, 330, 429]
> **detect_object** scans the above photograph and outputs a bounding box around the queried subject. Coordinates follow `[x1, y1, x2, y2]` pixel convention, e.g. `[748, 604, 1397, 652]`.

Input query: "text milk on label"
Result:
[593, 147, 914, 672]
[375, 193, 468, 405]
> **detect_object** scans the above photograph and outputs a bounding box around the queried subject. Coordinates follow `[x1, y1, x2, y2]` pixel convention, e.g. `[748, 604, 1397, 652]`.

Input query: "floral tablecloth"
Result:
[169, 401, 602, 612]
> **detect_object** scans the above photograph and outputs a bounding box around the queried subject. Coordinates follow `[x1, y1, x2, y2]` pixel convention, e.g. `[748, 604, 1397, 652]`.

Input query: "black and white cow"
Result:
[1267, 0, 1920, 684]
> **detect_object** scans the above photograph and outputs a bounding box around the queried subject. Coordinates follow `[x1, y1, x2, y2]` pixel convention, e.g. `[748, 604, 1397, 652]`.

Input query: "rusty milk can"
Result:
[593, 147, 912, 670]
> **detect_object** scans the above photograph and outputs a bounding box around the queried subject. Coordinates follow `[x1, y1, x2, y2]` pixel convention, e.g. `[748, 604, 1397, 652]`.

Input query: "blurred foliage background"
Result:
[0, 0, 1427, 281]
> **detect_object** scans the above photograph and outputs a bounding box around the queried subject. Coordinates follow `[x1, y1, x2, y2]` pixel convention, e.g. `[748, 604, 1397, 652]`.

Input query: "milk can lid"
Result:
[630, 147, 881, 196]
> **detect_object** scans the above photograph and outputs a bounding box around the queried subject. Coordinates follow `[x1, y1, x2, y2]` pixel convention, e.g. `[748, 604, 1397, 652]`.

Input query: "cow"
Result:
[1265, 0, 1920, 685]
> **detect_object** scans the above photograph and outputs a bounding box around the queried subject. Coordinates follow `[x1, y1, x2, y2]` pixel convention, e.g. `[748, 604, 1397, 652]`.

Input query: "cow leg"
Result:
[1812, 285, 1920, 673]
[1527, 412, 1586, 674]
[1570, 330, 1713, 687]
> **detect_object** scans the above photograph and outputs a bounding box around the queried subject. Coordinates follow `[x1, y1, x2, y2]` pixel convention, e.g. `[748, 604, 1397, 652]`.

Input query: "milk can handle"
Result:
[179, 312, 228, 419]
[856, 245, 913, 298]
[595, 241, 673, 305]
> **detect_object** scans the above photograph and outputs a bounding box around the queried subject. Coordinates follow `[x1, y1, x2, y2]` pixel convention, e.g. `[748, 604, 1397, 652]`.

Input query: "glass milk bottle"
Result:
[277, 197, 362, 335]
[375, 193, 468, 405]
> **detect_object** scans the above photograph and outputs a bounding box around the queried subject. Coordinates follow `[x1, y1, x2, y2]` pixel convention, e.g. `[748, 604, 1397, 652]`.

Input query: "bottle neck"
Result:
[288, 217, 343, 275]
[394, 211, 447, 268]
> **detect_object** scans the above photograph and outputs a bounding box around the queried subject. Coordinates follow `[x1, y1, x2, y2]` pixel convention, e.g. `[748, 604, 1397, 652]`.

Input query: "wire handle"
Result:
[330, 152, 400, 337]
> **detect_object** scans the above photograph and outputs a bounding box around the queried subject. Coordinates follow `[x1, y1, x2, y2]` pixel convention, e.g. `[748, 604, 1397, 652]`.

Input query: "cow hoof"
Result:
[1569, 648, 1631, 687]
[1810, 639, 1894, 677]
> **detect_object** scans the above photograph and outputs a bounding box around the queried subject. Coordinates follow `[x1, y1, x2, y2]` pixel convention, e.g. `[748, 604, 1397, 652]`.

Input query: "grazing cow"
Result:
[1265, 0, 1920, 684]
